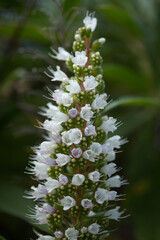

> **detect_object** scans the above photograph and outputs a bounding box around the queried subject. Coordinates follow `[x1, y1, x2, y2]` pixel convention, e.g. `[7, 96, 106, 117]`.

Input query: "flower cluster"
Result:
[26, 12, 127, 240]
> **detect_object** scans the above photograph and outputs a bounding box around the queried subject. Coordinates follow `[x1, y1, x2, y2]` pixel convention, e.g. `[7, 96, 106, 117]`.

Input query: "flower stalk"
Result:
[26, 12, 127, 240]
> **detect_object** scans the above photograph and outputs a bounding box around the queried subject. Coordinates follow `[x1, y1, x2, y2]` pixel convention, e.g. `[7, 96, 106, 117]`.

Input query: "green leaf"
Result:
[103, 96, 160, 113]
[103, 64, 149, 91]
[0, 180, 50, 233]
[99, 4, 141, 35]
[0, 180, 34, 221]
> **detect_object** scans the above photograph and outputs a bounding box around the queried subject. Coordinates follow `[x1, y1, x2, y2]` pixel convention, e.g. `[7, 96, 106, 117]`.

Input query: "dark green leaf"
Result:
[103, 64, 149, 91]
[99, 4, 141, 35]
[103, 96, 160, 112]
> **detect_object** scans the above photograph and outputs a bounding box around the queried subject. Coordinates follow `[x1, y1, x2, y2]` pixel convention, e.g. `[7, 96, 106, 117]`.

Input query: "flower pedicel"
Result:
[26, 12, 128, 240]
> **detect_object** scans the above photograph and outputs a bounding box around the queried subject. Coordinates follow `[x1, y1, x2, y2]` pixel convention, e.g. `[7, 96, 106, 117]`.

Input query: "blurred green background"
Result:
[0, 0, 160, 239]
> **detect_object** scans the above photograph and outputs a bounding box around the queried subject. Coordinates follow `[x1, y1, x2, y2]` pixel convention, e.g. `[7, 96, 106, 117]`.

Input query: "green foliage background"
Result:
[0, 0, 160, 239]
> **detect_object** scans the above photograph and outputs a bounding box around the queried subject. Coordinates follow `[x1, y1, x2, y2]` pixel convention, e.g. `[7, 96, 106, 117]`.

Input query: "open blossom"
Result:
[102, 135, 127, 154]
[80, 104, 94, 121]
[45, 177, 61, 193]
[26, 11, 127, 239]
[88, 171, 100, 182]
[46, 66, 69, 82]
[100, 116, 117, 132]
[72, 174, 85, 186]
[62, 128, 82, 145]
[88, 223, 100, 234]
[66, 80, 81, 93]
[83, 149, 97, 162]
[91, 93, 108, 110]
[90, 142, 102, 155]
[65, 228, 79, 240]
[43, 119, 63, 133]
[61, 196, 76, 210]
[105, 206, 125, 221]
[94, 188, 117, 204]
[105, 175, 128, 188]
[37, 234, 55, 240]
[50, 47, 72, 60]
[33, 204, 56, 224]
[72, 51, 88, 67]
[84, 76, 98, 91]
[83, 12, 97, 31]
[101, 163, 120, 177]
[53, 90, 73, 106]
[26, 184, 48, 201]
[55, 153, 70, 166]
[27, 161, 49, 180]
[42, 110, 68, 124]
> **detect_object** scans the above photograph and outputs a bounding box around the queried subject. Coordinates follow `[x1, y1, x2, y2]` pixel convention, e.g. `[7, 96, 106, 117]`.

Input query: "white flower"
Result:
[91, 93, 108, 110]
[61, 196, 76, 210]
[105, 206, 125, 221]
[54, 231, 63, 239]
[62, 128, 82, 145]
[28, 162, 49, 180]
[102, 136, 127, 154]
[72, 51, 88, 67]
[43, 120, 63, 133]
[83, 150, 97, 162]
[66, 80, 81, 94]
[50, 47, 72, 61]
[80, 104, 94, 121]
[40, 103, 58, 118]
[36, 141, 57, 156]
[52, 90, 73, 107]
[101, 163, 119, 177]
[26, 184, 48, 201]
[100, 116, 117, 132]
[46, 66, 69, 82]
[37, 234, 55, 240]
[58, 174, 69, 185]
[84, 76, 98, 92]
[94, 188, 117, 204]
[41, 107, 68, 124]
[65, 227, 79, 240]
[83, 12, 97, 32]
[105, 175, 128, 188]
[72, 174, 85, 186]
[90, 142, 102, 155]
[88, 223, 100, 235]
[105, 151, 116, 162]
[61, 131, 71, 145]
[81, 199, 93, 208]
[34, 204, 55, 224]
[45, 177, 61, 193]
[70, 128, 83, 144]
[88, 171, 100, 182]
[84, 125, 96, 136]
[55, 153, 70, 166]
[49, 111, 68, 124]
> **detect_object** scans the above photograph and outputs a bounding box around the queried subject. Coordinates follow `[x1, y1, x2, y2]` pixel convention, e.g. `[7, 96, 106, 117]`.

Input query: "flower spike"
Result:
[26, 12, 127, 240]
